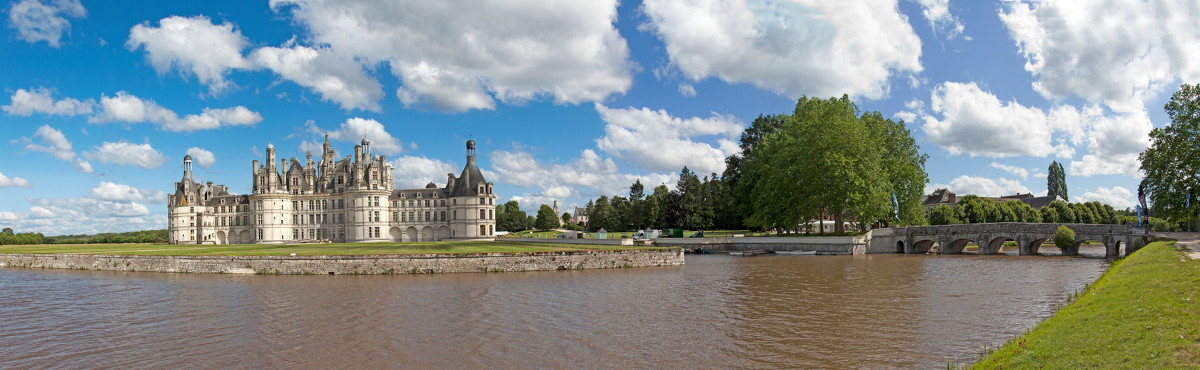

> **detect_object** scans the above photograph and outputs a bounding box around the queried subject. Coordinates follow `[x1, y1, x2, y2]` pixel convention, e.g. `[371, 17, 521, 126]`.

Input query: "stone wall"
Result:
[653, 236, 866, 254]
[0, 249, 684, 275]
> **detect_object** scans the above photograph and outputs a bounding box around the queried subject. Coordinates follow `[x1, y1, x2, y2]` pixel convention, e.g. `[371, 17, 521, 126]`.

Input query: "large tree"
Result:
[1140, 83, 1200, 225]
[1047, 161, 1068, 201]
[741, 96, 927, 233]
[496, 200, 531, 231]
[676, 167, 709, 229]
[535, 204, 560, 230]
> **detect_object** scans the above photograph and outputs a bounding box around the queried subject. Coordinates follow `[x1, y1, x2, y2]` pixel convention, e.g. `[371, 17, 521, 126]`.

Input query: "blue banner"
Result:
[1136, 204, 1143, 227]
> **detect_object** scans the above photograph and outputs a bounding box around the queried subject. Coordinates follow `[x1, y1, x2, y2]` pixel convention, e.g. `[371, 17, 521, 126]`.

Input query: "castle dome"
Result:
[425, 182, 438, 189]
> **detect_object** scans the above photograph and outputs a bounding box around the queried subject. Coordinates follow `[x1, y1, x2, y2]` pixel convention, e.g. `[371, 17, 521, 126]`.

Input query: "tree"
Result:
[742, 96, 875, 233]
[676, 167, 709, 229]
[561, 212, 572, 226]
[928, 205, 960, 225]
[1043, 200, 1075, 224]
[627, 180, 646, 230]
[1047, 161, 1068, 201]
[740, 96, 927, 233]
[726, 114, 789, 229]
[535, 204, 559, 230]
[1, 227, 12, 236]
[588, 196, 611, 232]
[496, 201, 532, 232]
[1054, 225, 1078, 256]
[1140, 83, 1200, 227]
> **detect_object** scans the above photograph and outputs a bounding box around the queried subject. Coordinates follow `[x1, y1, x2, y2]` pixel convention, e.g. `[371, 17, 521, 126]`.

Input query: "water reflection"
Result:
[0, 246, 1107, 368]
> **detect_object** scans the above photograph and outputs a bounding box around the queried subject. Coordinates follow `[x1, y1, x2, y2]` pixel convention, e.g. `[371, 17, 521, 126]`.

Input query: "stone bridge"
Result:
[867, 223, 1147, 257]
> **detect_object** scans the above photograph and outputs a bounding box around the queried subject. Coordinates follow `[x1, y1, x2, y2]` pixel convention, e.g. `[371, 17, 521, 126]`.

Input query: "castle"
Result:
[167, 137, 497, 244]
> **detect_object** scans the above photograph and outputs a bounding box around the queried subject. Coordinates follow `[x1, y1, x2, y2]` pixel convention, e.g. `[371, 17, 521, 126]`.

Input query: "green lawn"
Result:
[0, 240, 673, 256]
[971, 240, 1200, 368]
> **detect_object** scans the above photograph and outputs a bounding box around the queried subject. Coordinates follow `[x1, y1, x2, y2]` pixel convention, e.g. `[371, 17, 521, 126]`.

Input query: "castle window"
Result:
[489, 210, 493, 220]
[424, 200, 430, 207]
[292, 215, 298, 225]
[480, 225, 486, 236]
[440, 211, 445, 221]
[453, 210, 457, 220]
[392, 212, 398, 222]
[480, 210, 485, 219]
[424, 211, 430, 222]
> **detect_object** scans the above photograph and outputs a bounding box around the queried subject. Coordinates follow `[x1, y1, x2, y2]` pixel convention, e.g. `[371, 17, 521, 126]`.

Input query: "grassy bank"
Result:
[0, 240, 672, 256]
[972, 240, 1200, 368]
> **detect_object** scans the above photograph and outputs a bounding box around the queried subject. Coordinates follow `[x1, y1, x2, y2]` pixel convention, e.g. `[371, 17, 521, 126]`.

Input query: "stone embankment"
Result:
[0, 249, 684, 275]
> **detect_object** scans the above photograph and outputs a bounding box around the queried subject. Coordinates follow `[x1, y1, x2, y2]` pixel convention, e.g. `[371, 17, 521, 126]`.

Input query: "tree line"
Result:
[0, 227, 47, 245]
[0, 227, 169, 245]
[927, 197, 1119, 225]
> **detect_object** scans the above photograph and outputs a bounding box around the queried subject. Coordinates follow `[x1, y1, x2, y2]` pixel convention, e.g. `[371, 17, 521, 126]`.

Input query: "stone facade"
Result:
[168, 138, 497, 244]
[0, 249, 684, 275]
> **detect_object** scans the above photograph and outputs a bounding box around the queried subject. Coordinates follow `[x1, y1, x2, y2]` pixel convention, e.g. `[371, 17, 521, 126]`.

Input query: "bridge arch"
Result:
[910, 239, 937, 254]
[942, 238, 977, 254]
[981, 236, 1012, 255]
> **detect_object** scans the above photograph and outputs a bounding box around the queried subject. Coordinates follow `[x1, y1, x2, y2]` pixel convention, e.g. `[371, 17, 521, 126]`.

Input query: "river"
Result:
[0, 246, 1108, 368]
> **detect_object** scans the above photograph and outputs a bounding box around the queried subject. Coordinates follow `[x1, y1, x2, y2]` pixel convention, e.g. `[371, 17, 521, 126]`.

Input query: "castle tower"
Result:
[448, 139, 497, 239]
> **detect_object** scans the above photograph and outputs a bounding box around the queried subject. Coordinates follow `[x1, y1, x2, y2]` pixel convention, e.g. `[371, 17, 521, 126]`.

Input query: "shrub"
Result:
[1054, 225, 1076, 251]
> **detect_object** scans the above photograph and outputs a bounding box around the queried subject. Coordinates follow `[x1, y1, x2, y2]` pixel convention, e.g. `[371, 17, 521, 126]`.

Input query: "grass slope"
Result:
[0, 241, 671, 256]
[972, 240, 1200, 368]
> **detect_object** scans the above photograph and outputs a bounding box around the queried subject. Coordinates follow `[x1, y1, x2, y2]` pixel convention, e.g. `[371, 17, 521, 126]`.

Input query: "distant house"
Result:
[922, 188, 958, 210]
[921, 188, 1064, 211]
[570, 206, 589, 226]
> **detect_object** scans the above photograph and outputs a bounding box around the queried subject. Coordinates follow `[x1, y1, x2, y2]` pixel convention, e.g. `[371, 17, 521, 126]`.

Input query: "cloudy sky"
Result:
[2, 0, 1196, 235]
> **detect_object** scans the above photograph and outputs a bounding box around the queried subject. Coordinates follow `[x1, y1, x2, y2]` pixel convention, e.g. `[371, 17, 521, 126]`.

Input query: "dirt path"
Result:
[1157, 232, 1200, 260]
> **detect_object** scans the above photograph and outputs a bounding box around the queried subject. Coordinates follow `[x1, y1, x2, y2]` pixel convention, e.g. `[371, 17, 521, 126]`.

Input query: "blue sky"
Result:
[1, 0, 1195, 235]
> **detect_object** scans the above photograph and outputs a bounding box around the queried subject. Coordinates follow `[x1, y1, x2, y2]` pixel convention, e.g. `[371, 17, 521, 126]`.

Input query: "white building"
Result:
[168, 138, 497, 244]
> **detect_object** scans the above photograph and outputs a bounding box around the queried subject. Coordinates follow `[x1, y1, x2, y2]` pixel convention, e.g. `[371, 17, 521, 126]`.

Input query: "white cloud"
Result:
[24, 124, 75, 161]
[488, 145, 675, 202]
[2, 88, 93, 116]
[90, 181, 167, 204]
[164, 106, 263, 132]
[185, 147, 216, 168]
[89, 91, 176, 123]
[0, 172, 32, 189]
[944, 175, 1031, 197]
[1067, 110, 1152, 177]
[88, 91, 261, 132]
[320, 118, 404, 155]
[988, 162, 1028, 179]
[85, 141, 167, 170]
[922, 82, 1057, 157]
[1075, 186, 1137, 210]
[22, 124, 92, 173]
[271, 0, 633, 112]
[641, 0, 921, 100]
[920, 82, 1150, 177]
[126, 15, 252, 94]
[390, 155, 458, 189]
[1000, 1, 1200, 113]
[914, 0, 963, 40]
[4, 196, 164, 235]
[595, 104, 742, 175]
[250, 43, 384, 112]
[678, 83, 696, 97]
[29, 206, 55, 218]
[7, 0, 86, 48]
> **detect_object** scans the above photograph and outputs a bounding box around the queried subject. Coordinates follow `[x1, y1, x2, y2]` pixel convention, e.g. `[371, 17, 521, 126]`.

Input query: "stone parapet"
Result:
[0, 249, 684, 275]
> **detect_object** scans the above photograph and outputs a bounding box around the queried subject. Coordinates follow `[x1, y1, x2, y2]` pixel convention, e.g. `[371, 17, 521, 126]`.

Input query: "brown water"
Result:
[0, 246, 1107, 368]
